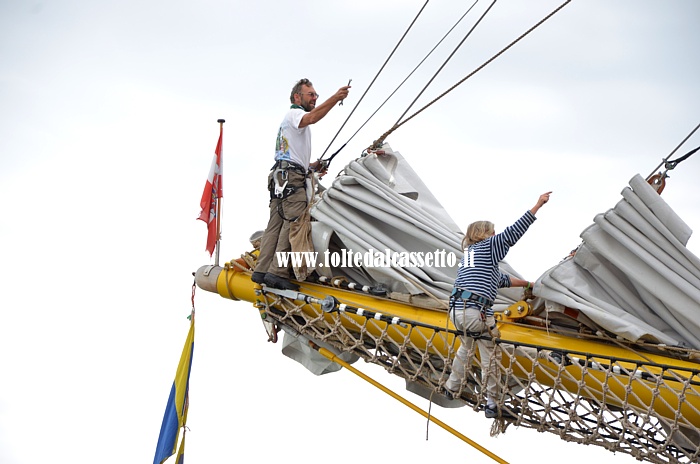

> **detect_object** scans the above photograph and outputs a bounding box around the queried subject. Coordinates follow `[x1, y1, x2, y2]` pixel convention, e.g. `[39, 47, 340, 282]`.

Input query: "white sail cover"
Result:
[309, 144, 529, 309]
[537, 174, 700, 349]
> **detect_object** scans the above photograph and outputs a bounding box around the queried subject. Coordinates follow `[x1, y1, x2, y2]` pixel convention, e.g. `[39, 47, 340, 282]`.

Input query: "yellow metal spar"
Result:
[308, 341, 509, 464]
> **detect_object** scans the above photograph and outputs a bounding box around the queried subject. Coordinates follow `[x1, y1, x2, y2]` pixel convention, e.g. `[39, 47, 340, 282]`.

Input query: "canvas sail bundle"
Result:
[536, 174, 700, 349]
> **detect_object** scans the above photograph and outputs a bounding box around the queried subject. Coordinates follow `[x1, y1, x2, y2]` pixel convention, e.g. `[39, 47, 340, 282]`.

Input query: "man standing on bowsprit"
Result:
[252, 78, 351, 290]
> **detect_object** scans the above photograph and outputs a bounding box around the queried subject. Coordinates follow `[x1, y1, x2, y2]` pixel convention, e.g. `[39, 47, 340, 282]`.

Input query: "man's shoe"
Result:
[251, 272, 266, 284]
[264, 273, 300, 291]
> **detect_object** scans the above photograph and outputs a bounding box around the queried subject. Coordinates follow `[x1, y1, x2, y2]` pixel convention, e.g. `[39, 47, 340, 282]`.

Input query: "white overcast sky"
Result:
[1, 1, 699, 463]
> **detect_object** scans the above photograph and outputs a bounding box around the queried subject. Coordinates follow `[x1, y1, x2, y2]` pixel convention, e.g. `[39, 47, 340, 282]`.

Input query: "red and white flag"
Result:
[197, 125, 223, 257]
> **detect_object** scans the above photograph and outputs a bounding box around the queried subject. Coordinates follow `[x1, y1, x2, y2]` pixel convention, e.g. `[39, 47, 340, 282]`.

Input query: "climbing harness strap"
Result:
[449, 287, 493, 309]
[271, 159, 307, 175]
[463, 329, 484, 338]
[269, 159, 308, 200]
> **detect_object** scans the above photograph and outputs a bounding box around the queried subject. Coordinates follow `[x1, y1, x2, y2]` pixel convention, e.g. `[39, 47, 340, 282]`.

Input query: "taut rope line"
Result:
[393, 0, 498, 127]
[336, 0, 481, 157]
[371, 0, 573, 149]
[646, 122, 700, 180]
[319, 0, 430, 161]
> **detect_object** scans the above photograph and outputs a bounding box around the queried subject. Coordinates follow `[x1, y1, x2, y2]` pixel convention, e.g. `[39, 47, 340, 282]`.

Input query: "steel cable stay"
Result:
[646, 122, 700, 194]
[392, 0, 497, 129]
[646, 122, 700, 179]
[669, 144, 700, 167]
[321, 0, 482, 169]
[370, 0, 573, 150]
[318, 0, 430, 166]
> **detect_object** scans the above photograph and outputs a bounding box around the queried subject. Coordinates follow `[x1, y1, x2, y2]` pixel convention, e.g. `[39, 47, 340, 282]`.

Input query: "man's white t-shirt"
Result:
[275, 107, 312, 167]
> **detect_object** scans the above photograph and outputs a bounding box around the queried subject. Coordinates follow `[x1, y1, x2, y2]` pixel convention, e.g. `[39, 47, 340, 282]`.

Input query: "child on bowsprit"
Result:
[444, 192, 551, 418]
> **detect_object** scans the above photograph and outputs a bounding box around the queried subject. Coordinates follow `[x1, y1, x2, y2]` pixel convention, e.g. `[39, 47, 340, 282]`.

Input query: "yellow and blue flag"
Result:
[153, 316, 195, 464]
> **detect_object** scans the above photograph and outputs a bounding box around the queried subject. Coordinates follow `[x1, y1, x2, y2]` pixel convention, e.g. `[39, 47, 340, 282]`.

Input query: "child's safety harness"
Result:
[449, 287, 496, 337]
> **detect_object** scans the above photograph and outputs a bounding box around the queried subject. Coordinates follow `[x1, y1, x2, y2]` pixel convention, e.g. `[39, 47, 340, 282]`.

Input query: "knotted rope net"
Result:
[254, 283, 700, 464]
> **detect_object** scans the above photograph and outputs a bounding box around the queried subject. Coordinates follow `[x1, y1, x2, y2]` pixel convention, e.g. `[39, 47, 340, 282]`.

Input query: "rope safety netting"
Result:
[230, 262, 700, 464]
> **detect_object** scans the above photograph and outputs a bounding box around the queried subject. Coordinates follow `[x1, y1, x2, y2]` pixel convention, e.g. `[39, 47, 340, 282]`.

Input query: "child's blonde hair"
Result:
[462, 220, 495, 249]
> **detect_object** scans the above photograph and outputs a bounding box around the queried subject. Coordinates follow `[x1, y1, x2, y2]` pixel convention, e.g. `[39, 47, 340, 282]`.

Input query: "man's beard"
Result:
[300, 99, 314, 112]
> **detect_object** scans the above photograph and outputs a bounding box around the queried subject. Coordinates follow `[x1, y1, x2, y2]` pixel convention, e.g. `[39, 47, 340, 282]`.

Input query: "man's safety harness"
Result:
[268, 159, 309, 222]
[269, 159, 308, 200]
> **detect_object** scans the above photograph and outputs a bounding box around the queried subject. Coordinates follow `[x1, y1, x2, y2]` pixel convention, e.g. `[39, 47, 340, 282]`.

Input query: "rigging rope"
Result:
[646, 122, 700, 180]
[393, 0, 497, 127]
[669, 145, 700, 166]
[319, 0, 430, 162]
[371, 0, 573, 149]
[326, 0, 481, 167]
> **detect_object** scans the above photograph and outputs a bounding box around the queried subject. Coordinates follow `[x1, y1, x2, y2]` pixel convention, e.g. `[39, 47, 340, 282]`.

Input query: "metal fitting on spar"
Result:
[195, 265, 222, 294]
[195, 263, 264, 302]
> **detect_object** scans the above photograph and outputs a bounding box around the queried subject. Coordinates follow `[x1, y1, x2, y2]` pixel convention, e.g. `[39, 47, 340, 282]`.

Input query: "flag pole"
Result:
[215, 118, 225, 267]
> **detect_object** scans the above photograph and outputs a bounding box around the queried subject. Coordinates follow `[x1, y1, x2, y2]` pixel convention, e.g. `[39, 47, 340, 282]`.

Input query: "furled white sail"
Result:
[536, 174, 700, 349]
